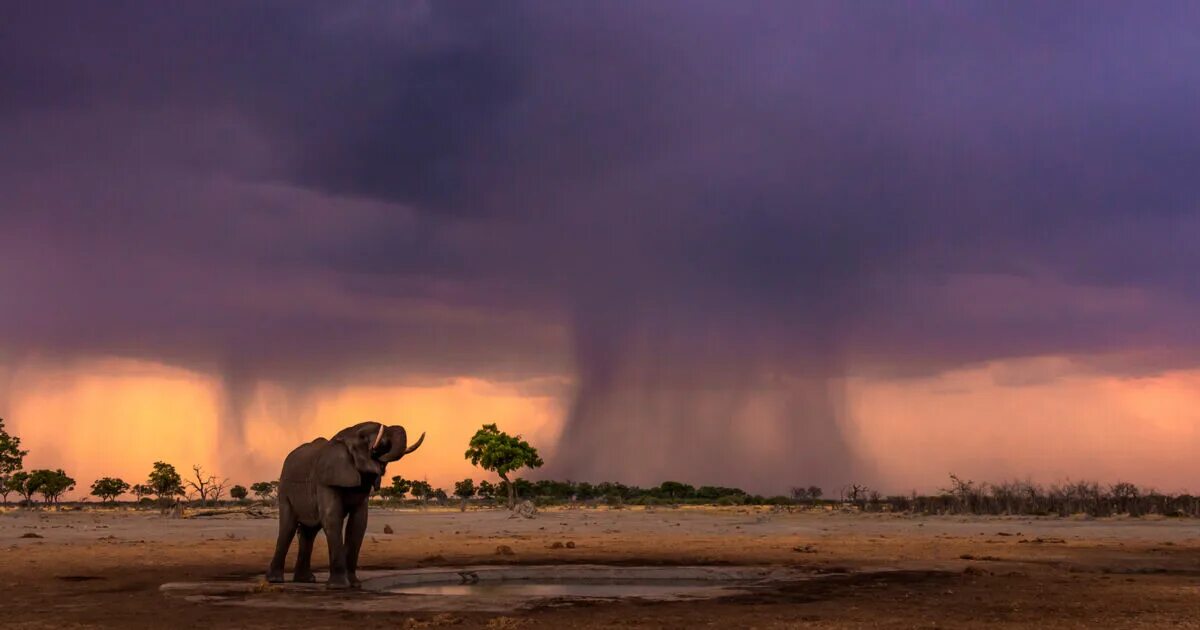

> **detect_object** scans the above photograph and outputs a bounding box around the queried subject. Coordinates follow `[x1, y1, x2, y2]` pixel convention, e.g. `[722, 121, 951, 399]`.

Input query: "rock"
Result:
[792, 544, 817, 553]
[19, 533, 43, 539]
[565, 541, 576, 549]
[383, 524, 394, 534]
[549, 541, 564, 549]
[495, 544, 515, 556]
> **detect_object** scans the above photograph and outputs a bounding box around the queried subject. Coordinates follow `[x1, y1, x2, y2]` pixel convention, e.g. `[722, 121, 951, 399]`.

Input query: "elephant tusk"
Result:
[404, 432, 425, 455]
[371, 424, 385, 449]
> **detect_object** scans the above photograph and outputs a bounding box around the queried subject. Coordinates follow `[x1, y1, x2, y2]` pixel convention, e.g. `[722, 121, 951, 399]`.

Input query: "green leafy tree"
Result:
[0, 418, 29, 506]
[379, 475, 411, 503]
[476, 480, 495, 500]
[250, 481, 278, 502]
[453, 478, 475, 511]
[409, 480, 433, 504]
[131, 484, 155, 502]
[147, 461, 185, 505]
[464, 423, 544, 508]
[90, 477, 130, 503]
[533, 479, 576, 501]
[454, 478, 476, 500]
[29, 469, 75, 504]
[9, 471, 36, 504]
[696, 485, 746, 501]
[229, 485, 248, 501]
[657, 481, 695, 500]
[432, 488, 448, 502]
[575, 482, 596, 501]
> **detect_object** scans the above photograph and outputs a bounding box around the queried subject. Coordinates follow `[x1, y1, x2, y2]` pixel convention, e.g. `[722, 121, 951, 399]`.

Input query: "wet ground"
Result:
[3, 505, 1200, 627]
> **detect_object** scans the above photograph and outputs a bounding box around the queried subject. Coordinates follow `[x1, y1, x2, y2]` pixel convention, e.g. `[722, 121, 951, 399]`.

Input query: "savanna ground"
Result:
[3, 505, 1200, 628]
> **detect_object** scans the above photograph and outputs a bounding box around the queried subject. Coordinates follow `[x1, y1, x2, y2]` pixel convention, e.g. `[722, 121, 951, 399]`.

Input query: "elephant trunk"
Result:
[377, 426, 424, 463]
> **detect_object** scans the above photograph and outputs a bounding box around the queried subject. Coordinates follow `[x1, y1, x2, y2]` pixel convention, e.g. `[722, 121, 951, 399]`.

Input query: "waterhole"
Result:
[162, 564, 818, 612]
[387, 580, 730, 598]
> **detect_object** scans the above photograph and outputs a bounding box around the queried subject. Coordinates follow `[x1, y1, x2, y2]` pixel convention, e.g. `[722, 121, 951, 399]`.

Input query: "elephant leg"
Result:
[345, 504, 369, 588]
[267, 499, 298, 583]
[321, 504, 350, 589]
[293, 525, 319, 583]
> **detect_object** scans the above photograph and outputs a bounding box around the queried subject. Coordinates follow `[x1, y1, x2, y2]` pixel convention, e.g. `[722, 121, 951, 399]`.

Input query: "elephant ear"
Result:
[316, 440, 363, 488]
[332, 422, 386, 478]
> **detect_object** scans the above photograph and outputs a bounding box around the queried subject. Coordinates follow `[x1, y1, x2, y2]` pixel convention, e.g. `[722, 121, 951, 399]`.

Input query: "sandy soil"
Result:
[3, 505, 1200, 628]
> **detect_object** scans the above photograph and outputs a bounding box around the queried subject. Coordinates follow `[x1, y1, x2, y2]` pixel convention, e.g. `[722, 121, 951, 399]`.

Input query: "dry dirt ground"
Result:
[3, 505, 1200, 628]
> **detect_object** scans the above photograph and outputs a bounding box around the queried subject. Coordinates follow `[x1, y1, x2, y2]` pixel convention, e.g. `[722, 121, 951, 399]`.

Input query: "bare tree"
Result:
[210, 476, 230, 505]
[843, 484, 869, 507]
[185, 465, 226, 507]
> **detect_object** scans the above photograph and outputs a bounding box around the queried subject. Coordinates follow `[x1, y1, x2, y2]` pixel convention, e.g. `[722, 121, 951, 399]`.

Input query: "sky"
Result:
[3, 2, 1200, 497]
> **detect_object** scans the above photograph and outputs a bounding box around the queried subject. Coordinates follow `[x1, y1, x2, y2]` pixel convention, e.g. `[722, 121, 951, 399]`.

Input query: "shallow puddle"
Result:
[162, 564, 821, 612]
[387, 580, 730, 598]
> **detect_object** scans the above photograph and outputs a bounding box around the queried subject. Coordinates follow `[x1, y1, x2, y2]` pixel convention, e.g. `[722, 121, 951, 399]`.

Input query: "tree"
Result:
[658, 481, 694, 500]
[379, 476, 411, 503]
[1110, 481, 1140, 515]
[454, 478, 476, 500]
[29, 469, 75, 504]
[843, 483, 869, 507]
[185, 464, 228, 507]
[131, 484, 155, 502]
[147, 461, 185, 506]
[575, 482, 596, 502]
[464, 423, 544, 509]
[790, 487, 809, 501]
[534, 479, 576, 501]
[90, 477, 130, 503]
[454, 478, 475, 511]
[250, 481, 278, 503]
[0, 418, 28, 506]
[807, 486, 823, 503]
[229, 485, 248, 502]
[210, 477, 229, 504]
[409, 480, 433, 505]
[696, 485, 746, 501]
[0, 475, 15, 506]
[9, 471, 35, 504]
[477, 480, 495, 500]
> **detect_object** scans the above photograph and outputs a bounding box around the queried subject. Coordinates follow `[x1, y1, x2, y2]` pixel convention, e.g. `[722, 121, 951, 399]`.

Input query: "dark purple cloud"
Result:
[3, 2, 1199, 489]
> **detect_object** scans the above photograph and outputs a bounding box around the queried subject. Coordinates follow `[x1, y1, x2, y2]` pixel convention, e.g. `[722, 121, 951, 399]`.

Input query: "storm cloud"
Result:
[3, 2, 1200, 489]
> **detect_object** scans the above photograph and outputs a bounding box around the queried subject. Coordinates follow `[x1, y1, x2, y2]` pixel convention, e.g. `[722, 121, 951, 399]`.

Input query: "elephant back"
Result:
[279, 438, 329, 482]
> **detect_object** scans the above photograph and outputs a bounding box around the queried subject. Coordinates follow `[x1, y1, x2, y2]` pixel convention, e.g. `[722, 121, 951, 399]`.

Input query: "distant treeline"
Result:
[7, 473, 1200, 519]
[868, 476, 1200, 518]
[377, 478, 768, 507]
[376, 475, 1200, 518]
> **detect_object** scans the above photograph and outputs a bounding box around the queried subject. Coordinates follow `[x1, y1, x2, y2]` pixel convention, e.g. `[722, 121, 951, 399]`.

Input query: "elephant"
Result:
[266, 421, 424, 588]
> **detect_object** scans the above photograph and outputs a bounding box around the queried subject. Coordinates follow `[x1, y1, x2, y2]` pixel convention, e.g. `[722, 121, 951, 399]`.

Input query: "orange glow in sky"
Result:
[5, 355, 1200, 498]
[848, 358, 1200, 493]
[7, 358, 563, 499]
